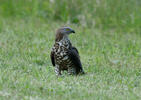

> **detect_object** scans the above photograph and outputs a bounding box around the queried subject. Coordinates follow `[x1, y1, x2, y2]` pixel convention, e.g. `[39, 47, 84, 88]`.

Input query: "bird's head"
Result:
[57, 27, 75, 35]
[55, 27, 75, 42]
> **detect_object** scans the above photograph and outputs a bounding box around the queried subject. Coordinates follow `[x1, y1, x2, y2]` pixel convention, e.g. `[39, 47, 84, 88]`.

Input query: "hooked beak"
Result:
[71, 30, 75, 33]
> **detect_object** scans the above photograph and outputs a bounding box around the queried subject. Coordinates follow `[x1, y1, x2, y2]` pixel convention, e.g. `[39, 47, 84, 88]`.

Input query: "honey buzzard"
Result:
[50, 27, 85, 76]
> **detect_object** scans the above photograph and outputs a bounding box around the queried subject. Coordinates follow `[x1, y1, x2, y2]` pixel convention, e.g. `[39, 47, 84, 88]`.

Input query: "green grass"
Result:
[0, 18, 141, 100]
[0, 0, 141, 99]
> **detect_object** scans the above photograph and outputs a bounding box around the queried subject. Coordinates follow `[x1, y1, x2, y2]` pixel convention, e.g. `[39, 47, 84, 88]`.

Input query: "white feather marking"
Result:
[62, 56, 68, 60]
[60, 52, 63, 56]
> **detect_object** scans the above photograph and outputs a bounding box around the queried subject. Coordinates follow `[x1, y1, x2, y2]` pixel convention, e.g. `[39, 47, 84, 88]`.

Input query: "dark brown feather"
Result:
[55, 30, 64, 42]
[50, 51, 55, 66]
[72, 46, 79, 55]
[68, 47, 85, 74]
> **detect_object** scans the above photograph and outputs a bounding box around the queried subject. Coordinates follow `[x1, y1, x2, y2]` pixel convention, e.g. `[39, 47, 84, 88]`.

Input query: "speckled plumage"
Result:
[50, 27, 84, 76]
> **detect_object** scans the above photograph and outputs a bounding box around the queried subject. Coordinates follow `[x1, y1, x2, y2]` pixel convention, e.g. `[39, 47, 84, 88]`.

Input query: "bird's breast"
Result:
[53, 40, 72, 65]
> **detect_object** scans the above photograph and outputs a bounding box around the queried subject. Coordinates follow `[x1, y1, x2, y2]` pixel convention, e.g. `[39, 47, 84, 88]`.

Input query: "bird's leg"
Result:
[80, 68, 85, 74]
[55, 65, 61, 76]
[68, 67, 76, 75]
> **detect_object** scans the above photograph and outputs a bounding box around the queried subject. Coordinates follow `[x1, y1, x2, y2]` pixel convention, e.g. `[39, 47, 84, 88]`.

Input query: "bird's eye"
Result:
[66, 28, 70, 31]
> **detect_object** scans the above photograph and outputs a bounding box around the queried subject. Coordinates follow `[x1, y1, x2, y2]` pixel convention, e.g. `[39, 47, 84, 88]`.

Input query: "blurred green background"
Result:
[0, 0, 141, 33]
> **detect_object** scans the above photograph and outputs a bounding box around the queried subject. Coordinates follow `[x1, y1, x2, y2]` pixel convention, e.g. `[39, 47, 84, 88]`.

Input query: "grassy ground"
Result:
[0, 0, 141, 99]
[0, 18, 140, 100]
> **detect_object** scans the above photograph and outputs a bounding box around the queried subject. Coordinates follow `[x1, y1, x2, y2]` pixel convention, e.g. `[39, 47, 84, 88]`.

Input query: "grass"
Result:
[0, 0, 141, 99]
[0, 18, 140, 100]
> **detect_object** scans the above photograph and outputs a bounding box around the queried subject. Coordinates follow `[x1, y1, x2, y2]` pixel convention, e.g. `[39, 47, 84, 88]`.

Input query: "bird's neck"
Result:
[63, 35, 69, 40]
[56, 35, 71, 46]
[55, 35, 72, 50]
[55, 33, 69, 42]
[58, 35, 70, 44]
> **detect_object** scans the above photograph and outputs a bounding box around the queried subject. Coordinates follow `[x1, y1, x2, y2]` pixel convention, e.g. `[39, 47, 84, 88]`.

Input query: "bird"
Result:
[50, 27, 85, 76]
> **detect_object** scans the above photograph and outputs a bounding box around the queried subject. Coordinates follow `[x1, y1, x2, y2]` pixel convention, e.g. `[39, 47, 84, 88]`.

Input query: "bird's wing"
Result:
[72, 46, 79, 55]
[50, 50, 55, 66]
[68, 46, 84, 74]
